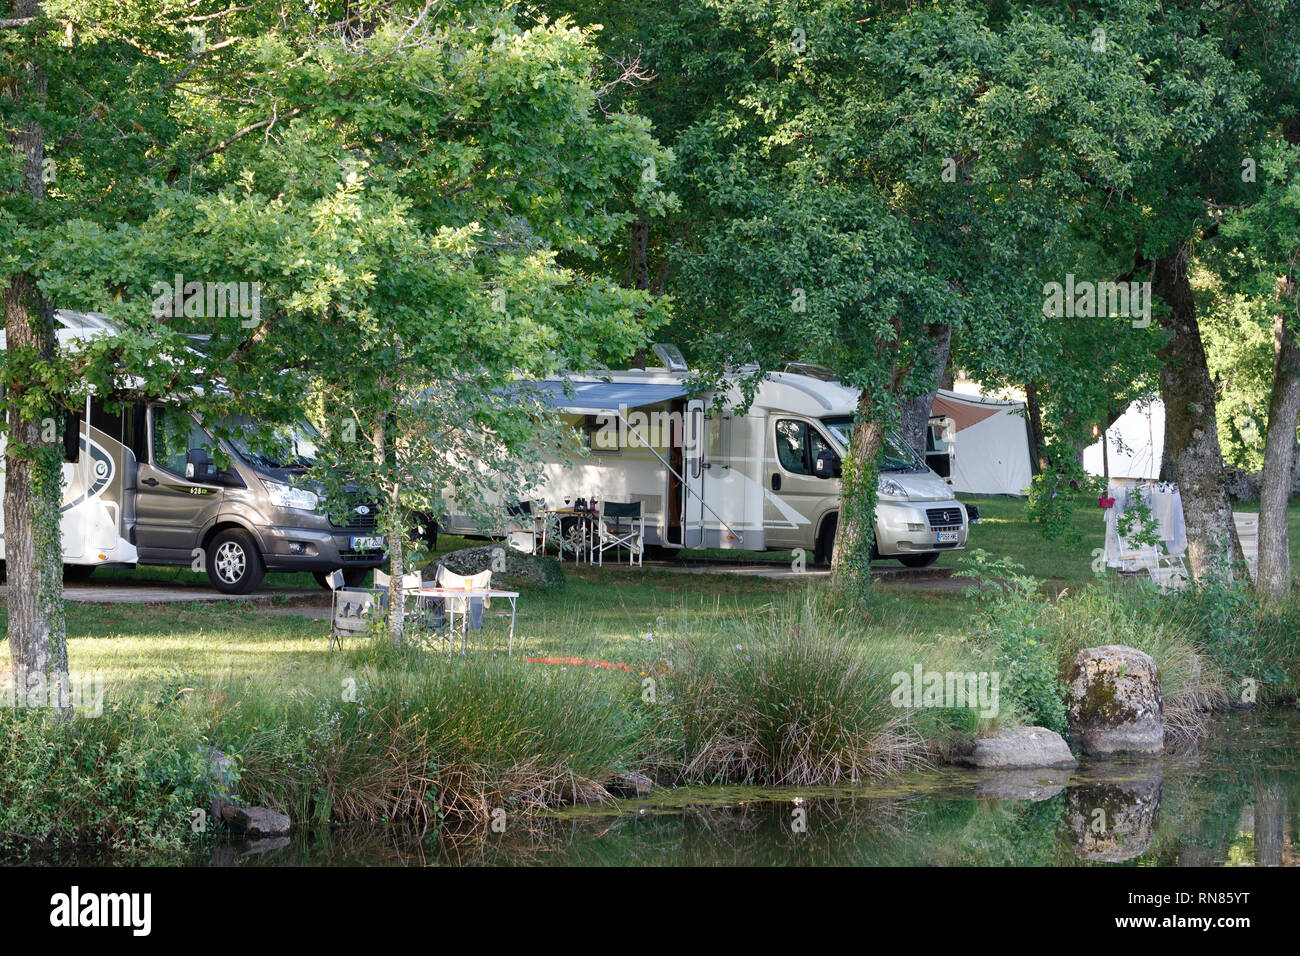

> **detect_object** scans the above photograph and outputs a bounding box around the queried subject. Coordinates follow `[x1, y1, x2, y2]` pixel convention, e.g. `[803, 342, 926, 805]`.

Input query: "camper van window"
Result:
[224, 415, 319, 470]
[775, 419, 836, 475]
[152, 406, 217, 477]
[823, 418, 927, 473]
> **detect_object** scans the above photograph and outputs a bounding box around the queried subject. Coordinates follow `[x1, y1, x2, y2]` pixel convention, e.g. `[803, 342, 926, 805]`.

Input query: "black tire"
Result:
[63, 564, 97, 582]
[206, 528, 265, 594]
[814, 514, 838, 566]
[899, 552, 941, 568]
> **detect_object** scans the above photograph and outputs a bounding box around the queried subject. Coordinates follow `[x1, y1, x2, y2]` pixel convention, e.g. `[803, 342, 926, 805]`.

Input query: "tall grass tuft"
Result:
[658, 593, 932, 786]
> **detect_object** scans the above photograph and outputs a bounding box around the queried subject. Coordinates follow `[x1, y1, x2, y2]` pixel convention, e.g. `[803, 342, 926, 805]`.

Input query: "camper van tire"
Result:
[898, 552, 941, 568]
[814, 515, 839, 566]
[63, 564, 96, 582]
[205, 528, 266, 594]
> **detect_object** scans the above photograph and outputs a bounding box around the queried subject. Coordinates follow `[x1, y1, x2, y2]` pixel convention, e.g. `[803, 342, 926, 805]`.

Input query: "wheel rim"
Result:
[214, 541, 247, 584]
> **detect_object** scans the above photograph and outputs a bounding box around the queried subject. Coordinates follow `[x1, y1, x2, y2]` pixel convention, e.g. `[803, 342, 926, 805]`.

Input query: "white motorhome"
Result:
[446, 347, 971, 566]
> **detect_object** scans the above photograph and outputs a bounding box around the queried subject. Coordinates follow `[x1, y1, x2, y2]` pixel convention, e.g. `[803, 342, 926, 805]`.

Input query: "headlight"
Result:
[878, 476, 908, 499]
[262, 480, 319, 512]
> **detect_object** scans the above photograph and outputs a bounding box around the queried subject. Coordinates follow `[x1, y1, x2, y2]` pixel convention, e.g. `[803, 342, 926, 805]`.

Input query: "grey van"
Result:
[86, 398, 386, 593]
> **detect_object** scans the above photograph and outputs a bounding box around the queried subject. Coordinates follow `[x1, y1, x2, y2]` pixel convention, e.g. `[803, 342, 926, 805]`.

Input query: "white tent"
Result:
[931, 389, 1036, 496]
[1083, 397, 1164, 481]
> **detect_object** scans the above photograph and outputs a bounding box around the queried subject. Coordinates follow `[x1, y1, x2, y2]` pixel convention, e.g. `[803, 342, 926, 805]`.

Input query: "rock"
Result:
[1066, 645, 1164, 756]
[949, 726, 1078, 769]
[431, 546, 565, 592]
[608, 771, 654, 798]
[1066, 778, 1162, 862]
[221, 805, 292, 837]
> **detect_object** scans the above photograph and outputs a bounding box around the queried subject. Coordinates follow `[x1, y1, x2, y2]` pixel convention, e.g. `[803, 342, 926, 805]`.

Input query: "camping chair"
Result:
[327, 569, 388, 654]
[1117, 544, 1189, 592]
[505, 501, 539, 555]
[432, 565, 492, 653]
[595, 500, 644, 567]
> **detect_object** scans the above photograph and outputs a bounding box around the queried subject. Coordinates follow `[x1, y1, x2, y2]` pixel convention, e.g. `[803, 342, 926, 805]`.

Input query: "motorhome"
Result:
[446, 346, 972, 565]
[0, 312, 385, 593]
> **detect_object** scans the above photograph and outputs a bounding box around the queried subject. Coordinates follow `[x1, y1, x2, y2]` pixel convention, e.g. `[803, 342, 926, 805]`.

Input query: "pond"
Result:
[202, 710, 1300, 867]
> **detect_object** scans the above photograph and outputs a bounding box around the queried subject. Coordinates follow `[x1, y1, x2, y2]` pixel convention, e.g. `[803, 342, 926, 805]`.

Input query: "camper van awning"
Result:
[524, 380, 689, 416]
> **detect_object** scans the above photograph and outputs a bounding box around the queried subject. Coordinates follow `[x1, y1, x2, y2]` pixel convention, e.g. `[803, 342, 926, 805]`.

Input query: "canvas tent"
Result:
[931, 389, 1036, 496]
[1083, 397, 1163, 481]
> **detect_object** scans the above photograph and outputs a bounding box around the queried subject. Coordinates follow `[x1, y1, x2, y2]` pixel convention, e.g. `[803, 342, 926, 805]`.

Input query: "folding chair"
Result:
[505, 501, 539, 555]
[1117, 544, 1189, 592]
[595, 501, 644, 567]
[435, 565, 493, 654]
[327, 569, 388, 654]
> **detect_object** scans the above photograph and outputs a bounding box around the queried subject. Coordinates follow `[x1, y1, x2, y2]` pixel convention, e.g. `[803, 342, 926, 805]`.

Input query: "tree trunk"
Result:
[4, 0, 69, 708]
[372, 408, 404, 644]
[1153, 248, 1244, 579]
[1025, 380, 1048, 472]
[628, 215, 649, 369]
[1256, 114, 1300, 598]
[830, 386, 885, 600]
[898, 322, 950, 454]
[3, 278, 69, 706]
[1256, 295, 1300, 597]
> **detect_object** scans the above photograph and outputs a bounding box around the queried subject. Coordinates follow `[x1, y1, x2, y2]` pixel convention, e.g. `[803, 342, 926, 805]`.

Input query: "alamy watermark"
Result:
[151, 273, 261, 327]
[1, 668, 105, 717]
[1042, 273, 1151, 328]
[890, 664, 1000, 719]
[591, 404, 701, 454]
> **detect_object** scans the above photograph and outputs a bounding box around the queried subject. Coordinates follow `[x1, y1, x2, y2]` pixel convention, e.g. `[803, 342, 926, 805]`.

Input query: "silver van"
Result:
[64, 398, 387, 593]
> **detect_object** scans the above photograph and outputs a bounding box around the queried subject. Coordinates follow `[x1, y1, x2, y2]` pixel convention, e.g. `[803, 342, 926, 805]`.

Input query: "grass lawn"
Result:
[4, 496, 1299, 690]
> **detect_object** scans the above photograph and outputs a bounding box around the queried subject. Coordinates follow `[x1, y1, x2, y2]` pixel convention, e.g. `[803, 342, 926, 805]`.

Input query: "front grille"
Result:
[330, 505, 378, 530]
[926, 506, 964, 529]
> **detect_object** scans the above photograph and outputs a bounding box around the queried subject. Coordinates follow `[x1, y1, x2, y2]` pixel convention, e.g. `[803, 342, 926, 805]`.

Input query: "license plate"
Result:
[351, 535, 384, 551]
[936, 530, 958, 543]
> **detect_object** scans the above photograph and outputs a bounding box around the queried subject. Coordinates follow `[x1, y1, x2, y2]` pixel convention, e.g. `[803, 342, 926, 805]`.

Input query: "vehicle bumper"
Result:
[258, 525, 386, 572]
[874, 499, 969, 556]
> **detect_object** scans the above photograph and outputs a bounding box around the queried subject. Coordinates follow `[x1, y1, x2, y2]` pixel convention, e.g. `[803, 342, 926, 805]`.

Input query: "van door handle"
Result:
[142, 478, 158, 487]
[771, 473, 781, 492]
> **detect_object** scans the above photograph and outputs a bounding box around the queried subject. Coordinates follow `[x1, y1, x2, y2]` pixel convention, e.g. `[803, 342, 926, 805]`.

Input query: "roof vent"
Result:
[651, 343, 688, 372]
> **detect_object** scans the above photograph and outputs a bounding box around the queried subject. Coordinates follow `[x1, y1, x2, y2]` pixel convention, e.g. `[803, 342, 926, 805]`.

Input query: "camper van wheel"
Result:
[63, 564, 96, 582]
[814, 515, 838, 566]
[313, 568, 371, 589]
[206, 528, 266, 594]
[898, 552, 941, 568]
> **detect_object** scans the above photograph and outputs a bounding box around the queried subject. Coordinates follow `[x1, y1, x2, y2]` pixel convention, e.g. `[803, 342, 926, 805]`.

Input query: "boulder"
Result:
[1066, 645, 1164, 756]
[949, 726, 1078, 769]
[432, 546, 565, 592]
[221, 805, 292, 837]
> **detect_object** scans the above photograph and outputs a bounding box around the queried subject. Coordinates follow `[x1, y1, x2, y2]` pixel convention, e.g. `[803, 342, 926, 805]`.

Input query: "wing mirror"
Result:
[185, 447, 215, 481]
[814, 449, 841, 479]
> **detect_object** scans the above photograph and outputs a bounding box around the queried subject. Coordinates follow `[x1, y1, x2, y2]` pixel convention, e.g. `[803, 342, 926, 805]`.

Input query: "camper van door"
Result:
[135, 404, 222, 561]
[682, 399, 705, 547]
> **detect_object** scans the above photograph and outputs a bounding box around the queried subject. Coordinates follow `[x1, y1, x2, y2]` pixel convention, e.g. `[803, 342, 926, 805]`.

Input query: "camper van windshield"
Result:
[822, 418, 928, 473]
[224, 416, 320, 470]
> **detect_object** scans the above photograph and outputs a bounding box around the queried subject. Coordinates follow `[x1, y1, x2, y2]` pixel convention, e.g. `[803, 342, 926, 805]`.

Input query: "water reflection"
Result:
[202, 713, 1300, 867]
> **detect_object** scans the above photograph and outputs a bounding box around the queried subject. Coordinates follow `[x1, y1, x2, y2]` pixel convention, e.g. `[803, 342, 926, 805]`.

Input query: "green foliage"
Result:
[957, 551, 1067, 733]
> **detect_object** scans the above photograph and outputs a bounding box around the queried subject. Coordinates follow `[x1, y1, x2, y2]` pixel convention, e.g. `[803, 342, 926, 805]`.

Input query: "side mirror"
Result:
[185, 447, 214, 481]
[815, 449, 839, 479]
